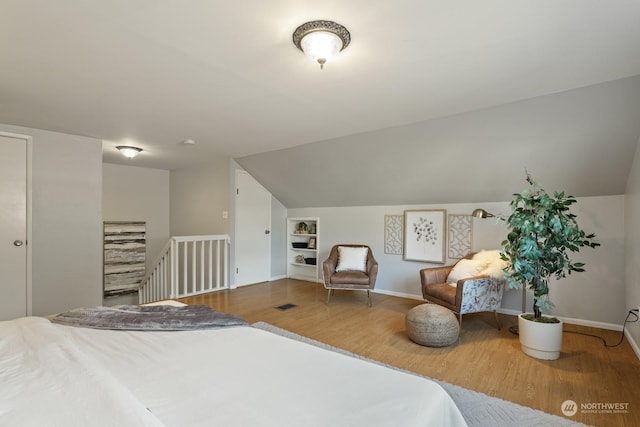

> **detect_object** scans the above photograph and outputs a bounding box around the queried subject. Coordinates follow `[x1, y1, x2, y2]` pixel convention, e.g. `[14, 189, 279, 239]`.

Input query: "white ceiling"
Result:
[2, 1, 640, 205]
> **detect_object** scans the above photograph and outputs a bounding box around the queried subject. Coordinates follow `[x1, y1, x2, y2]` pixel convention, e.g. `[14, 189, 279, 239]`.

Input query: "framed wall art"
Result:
[403, 209, 446, 263]
[308, 237, 317, 249]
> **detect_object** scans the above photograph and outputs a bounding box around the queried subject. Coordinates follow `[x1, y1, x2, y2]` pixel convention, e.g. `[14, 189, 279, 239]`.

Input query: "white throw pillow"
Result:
[336, 246, 369, 272]
[472, 250, 509, 279]
[472, 249, 502, 262]
[446, 259, 488, 286]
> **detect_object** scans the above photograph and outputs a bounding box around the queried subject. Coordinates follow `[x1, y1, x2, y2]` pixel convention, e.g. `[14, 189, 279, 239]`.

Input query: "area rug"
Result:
[252, 322, 591, 427]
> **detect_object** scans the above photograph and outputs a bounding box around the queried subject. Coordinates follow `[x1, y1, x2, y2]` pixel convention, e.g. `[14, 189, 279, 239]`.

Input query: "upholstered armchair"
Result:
[419, 252, 505, 329]
[323, 244, 378, 306]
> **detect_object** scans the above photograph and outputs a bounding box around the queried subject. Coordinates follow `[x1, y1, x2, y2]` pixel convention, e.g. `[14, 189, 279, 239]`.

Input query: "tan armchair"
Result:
[420, 253, 504, 328]
[323, 244, 378, 306]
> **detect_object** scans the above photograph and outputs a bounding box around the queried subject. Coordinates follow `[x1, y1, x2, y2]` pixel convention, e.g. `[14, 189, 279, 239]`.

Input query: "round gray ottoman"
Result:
[406, 304, 459, 347]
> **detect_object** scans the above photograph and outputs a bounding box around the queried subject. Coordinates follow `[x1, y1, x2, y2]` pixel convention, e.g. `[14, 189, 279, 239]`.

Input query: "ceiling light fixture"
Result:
[116, 146, 143, 159]
[293, 20, 350, 70]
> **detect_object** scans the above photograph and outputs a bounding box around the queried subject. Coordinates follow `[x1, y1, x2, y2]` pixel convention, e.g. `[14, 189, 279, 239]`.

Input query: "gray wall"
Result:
[102, 163, 170, 305]
[170, 158, 230, 236]
[270, 196, 287, 280]
[0, 123, 103, 316]
[1, 120, 628, 336]
[288, 195, 624, 328]
[625, 136, 640, 355]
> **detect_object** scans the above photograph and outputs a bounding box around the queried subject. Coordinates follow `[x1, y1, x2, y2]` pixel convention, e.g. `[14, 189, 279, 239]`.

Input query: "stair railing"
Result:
[138, 235, 230, 304]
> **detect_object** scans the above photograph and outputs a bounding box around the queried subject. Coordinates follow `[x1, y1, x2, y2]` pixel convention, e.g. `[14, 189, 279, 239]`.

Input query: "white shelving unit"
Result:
[286, 217, 320, 283]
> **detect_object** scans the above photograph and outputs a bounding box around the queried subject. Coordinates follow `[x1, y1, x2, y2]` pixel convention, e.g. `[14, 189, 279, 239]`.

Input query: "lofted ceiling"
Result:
[237, 75, 640, 207]
[2, 1, 640, 206]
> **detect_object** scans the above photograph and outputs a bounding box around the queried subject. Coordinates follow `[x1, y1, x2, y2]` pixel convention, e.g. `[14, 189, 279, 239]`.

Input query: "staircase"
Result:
[138, 235, 230, 304]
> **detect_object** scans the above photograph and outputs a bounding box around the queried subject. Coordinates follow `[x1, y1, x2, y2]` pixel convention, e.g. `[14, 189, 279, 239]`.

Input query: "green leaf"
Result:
[501, 172, 599, 311]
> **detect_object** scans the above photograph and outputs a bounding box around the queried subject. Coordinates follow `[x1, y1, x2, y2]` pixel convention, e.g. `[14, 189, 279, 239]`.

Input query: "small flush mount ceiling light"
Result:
[116, 146, 143, 159]
[293, 20, 351, 69]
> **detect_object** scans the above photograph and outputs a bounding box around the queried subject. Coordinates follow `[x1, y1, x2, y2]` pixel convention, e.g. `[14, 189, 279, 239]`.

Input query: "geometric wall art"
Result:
[384, 214, 404, 255]
[103, 221, 146, 297]
[447, 214, 472, 259]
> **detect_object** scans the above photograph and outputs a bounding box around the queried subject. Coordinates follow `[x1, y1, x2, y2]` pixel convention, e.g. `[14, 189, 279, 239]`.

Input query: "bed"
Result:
[0, 305, 467, 427]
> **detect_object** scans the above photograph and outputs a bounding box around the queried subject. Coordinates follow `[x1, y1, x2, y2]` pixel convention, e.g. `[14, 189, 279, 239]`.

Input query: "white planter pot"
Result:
[518, 313, 563, 360]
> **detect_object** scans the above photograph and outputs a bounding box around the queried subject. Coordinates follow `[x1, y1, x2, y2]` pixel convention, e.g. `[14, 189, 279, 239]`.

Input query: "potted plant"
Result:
[501, 174, 599, 360]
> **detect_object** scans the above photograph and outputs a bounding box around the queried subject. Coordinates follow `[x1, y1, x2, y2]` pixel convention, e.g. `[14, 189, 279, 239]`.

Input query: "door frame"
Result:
[1, 131, 33, 316]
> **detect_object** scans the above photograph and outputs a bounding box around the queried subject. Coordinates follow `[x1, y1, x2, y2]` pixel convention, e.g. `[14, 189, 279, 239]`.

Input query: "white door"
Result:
[235, 170, 271, 286]
[0, 134, 28, 321]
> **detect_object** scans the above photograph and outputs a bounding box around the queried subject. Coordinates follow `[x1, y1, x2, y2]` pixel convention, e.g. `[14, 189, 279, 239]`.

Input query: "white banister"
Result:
[138, 235, 230, 304]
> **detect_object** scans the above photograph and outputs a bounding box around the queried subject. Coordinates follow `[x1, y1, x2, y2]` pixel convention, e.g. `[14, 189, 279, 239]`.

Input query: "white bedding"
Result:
[0, 316, 467, 427]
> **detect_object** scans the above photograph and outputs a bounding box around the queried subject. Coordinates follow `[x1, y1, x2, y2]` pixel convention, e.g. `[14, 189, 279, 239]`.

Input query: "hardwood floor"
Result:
[181, 279, 640, 427]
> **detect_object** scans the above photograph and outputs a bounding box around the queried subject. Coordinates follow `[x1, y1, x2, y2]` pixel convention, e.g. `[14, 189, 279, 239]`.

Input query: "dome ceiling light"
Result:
[292, 20, 351, 70]
[116, 146, 143, 159]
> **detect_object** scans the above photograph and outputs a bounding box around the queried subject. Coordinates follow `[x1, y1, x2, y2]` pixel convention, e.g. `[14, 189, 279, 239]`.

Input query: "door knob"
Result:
[13, 240, 24, 247]
[264, 230, 271, 234]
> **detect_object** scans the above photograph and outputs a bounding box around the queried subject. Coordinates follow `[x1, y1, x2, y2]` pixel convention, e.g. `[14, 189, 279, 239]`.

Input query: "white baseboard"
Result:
[623, 329, 640, 360]
[371, 293, 631, 333]
[499, 310, 640, 361]
[496, 309, 624, 332]
[372, 288, 424, 301]
[270, 274, 287, 281]
[556, 315, 624, 332]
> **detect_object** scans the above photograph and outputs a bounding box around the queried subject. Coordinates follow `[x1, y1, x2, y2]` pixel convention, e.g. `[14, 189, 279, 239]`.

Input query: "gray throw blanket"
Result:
[50, 304, 249, 331]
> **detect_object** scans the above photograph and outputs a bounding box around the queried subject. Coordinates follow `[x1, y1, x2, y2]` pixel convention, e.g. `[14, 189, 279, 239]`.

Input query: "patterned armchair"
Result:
[419, 253, 504, 329]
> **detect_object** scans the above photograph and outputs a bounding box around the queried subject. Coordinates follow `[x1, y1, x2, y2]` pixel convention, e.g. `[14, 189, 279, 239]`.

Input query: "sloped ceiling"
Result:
[1, 2, 640, 207]
[236, 76, 640, 207]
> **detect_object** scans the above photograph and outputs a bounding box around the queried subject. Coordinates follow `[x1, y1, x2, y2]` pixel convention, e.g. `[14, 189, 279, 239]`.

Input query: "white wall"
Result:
[102, 163, 170, 305]
[170, 158, 230, 236]
[288, 195, 624, 327]
[0, 123, 103, 316]
[625, 136, 640, 354]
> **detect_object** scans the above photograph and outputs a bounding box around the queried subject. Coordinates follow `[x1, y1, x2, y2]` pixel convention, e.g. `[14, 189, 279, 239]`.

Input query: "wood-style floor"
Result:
[180, 279, 640, 427]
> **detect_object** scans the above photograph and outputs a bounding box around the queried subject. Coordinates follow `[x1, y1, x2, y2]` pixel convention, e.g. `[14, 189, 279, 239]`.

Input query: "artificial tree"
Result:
[501, 174, 600, 321]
